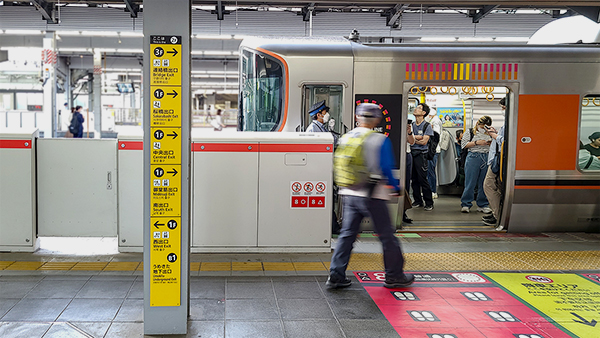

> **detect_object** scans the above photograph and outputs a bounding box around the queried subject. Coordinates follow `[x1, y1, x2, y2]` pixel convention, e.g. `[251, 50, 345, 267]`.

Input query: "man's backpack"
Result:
[333, 130, 375, 187]
[422, 121, 440, 161]
[69, 114, 80, 134]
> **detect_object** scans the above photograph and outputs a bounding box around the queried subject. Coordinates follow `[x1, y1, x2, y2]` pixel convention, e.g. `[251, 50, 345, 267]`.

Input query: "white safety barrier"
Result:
[0, 129, 38, 252]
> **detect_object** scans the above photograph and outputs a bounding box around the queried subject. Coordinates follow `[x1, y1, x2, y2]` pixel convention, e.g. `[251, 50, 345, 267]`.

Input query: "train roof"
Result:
[240, 36, 600, 63]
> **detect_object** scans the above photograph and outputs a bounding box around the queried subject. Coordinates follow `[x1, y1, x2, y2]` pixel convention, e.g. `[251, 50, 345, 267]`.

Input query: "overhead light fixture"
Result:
[494, 37, 530, 42]
[420, 37, 457, 42]
[458, 37, 494, 42]
[194, 34, 234, 40]
[118, 32, 144, 37]
[81, 31, 119, 37]
[3, 30, 44, 35]
[58, 48, 91, 52]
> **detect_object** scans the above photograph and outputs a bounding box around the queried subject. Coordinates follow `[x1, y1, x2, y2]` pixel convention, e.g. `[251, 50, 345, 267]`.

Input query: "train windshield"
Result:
[239, 49, 284, 131]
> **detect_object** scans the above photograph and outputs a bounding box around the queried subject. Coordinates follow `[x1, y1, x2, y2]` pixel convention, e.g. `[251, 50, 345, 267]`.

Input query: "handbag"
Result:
[491, 141, 501, 174]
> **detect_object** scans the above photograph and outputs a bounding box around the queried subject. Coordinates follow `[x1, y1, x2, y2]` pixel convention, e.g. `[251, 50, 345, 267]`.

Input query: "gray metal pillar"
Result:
[93, 50, 102, 138]
[42, 32, 57, 138]
[143, 0, 191, 335]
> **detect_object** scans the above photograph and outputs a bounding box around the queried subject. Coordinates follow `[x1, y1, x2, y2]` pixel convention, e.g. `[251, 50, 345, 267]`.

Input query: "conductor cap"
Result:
[355, 103, 382, 118]
[308, 100, 329, 116]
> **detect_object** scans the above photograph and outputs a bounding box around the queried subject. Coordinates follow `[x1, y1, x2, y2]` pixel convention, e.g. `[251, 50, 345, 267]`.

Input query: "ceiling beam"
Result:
[31, 0, 57, 23]
[471, 5, 499, 23]
[385, 4, 409, 28]
[567, 6, 600, 23]
[123, 0, 139, 18]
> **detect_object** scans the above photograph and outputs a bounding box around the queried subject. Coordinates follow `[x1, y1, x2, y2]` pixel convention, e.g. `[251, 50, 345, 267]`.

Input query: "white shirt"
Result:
[425, 114, 442, 153]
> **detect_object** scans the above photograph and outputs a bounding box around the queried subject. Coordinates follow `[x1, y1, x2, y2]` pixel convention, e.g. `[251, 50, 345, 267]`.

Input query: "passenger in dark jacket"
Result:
[71, 106, 85, 138]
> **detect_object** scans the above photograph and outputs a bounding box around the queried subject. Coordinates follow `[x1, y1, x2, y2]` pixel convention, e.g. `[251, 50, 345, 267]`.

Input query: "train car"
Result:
[238, 36, 600, 233]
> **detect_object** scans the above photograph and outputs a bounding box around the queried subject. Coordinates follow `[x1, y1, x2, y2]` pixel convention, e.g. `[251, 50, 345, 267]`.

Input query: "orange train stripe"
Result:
[256, 47, 289, 132]
[515, 186, 600, 190]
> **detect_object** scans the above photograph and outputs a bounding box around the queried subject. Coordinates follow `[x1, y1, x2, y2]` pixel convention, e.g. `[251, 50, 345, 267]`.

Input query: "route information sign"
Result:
[149, 35, 182, 307]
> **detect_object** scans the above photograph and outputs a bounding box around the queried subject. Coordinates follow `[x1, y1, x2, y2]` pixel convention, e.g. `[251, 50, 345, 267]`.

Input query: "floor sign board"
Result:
[354, 271, 600, 337]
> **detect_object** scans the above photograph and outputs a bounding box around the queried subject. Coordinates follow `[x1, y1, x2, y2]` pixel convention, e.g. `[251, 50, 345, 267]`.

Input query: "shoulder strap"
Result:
[584, 155, 594, 169]
[466, 128, 473, 142]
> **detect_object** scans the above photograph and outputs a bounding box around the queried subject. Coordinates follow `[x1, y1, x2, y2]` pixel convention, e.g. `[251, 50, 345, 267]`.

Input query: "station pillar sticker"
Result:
[150, 35, 182, 307]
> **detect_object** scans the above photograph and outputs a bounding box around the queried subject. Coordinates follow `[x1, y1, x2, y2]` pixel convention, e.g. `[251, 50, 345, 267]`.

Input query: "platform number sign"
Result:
[149, 35, 183, 307]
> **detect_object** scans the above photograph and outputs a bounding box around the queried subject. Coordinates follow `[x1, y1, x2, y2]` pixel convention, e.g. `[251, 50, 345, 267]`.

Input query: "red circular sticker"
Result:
[526, 275, 553, 283]
[291, 182, 302, 193]
[316, 182, 326, 192]
[303, 182, 314, 192]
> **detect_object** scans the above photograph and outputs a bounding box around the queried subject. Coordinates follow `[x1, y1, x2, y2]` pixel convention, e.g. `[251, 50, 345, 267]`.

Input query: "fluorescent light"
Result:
[118, 31, 143, 37]
[495, 37, 530, 42]
[203, 51, 233, 56]
[194, 34, 233, 40]
[81, 31, 119, 37]
[115, 49, 143, 53]
[95, 48, 117, 53]
[3, 30, 44, 35]
[458, 37, 494, 42]
[420, 37, 456, 42]
[58, 48, 91, 52]
[56, 31, 82, 36]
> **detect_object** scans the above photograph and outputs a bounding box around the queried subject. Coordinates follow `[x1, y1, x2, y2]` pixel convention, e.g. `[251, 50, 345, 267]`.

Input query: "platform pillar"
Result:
[143, 0, 191, 335]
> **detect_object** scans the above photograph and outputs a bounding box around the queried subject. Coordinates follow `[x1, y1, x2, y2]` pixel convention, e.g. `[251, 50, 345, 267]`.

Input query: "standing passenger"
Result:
[328, 103, 414, 289]
[403, 122, 416, 224]
[461, 116, 493, 213]
[410, 103, 434, 211]
[482, 99, 506, 225]
[70, 106, 85, 138]
[425, 107, 442, 199]
[584, 132, 600, 159]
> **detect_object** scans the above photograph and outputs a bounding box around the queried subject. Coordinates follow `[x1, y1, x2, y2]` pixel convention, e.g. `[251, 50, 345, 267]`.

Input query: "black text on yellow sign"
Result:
[150, 35, 181, 86]
[151, 127, 181, 165]
[151, 165, 181, 217]
[150, 216, 181, 307]
[150, 86, 181, 127]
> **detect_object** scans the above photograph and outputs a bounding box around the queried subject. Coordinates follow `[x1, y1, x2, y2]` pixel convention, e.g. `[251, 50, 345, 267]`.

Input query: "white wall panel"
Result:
[37, 138, 117, 237]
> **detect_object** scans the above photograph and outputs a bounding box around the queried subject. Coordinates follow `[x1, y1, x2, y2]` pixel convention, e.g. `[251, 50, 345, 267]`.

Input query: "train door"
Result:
[301, 84, 344, 133]
[403, 85, 512, 230]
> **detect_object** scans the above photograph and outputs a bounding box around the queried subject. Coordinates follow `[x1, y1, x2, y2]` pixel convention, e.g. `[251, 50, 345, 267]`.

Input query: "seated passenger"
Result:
[579, 141, 600, 170]
[460, 116, 493, 214]
[583, 132, 600, 159]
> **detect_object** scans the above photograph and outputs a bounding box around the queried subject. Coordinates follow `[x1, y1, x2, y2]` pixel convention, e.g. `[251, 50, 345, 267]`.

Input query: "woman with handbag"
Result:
[460, 116, 493, 214]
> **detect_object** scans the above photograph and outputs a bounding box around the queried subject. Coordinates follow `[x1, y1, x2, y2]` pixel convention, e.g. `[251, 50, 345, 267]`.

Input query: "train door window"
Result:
[239, 49, 284, 132]
[302, 85, 343, 133]
[405, 86, 510, 228]
[579, 95, 600, 171]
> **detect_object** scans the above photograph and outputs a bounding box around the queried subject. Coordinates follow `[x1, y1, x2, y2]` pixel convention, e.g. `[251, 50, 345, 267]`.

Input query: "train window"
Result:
[302, 85, 343, 133]
[239, 49, 284, 132]
[579, 95, 600, 171]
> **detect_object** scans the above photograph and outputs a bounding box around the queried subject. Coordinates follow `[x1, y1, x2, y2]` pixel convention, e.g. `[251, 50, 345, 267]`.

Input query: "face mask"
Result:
[501, 109, 505, 116]
[322, 112, 330, 123]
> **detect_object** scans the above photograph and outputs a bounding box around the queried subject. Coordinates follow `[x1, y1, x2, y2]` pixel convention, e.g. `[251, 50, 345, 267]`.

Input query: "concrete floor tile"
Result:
[0, 299, 19, 319]
[273, 281, 323, 299]
[2, 298, 71, 322]
[0, 281, 39, 298]
[283, 320, 344, 338]
[0, 275, 44, 282]
[338, 319, 400, 338]
[189, 299, 225, 320]
[26, 280, 87, 299]
[104, 322, 143, 338]
[0, 322, 51, 338]
[225, 320, 284, 338]
[89, 275, 137, 281]
[190, 280, 225, 299]
[58, 299, 122, 322]
[328, 297, 387, 320]
[188, 320, 224, 338]
[67, 322, 111, 338]
[75, 281, 133, 299]
[126, 282, 144, 299]
[225, 299, 279, 320]
[278, 298, 334, 320]
[226, 282, 274, 299]
[42, 322, 90, 338]
[114, 299, 143, 322]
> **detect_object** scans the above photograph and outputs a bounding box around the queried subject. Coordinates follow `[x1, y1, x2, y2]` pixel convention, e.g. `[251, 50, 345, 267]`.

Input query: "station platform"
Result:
[1, 232, 600, 338]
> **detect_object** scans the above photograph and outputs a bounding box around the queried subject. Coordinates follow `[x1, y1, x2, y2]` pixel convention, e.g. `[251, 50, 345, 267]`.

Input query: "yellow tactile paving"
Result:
[479, 252, 536, 270]
[4, 261, 44, 270]
[136, 262, 144, 271]
[71, 262, 109, 271]
[104, 262, 140, 271]
[232, 262, 263, 271]
[38, 262, 77, 270]
[450, 252, 505, 271]
[200, 262, 231, 271]
[190, 262, 201, 271]
[0, 261, 15, 270]
[293, 262, 327, 271]
[263, 262, 294, 271]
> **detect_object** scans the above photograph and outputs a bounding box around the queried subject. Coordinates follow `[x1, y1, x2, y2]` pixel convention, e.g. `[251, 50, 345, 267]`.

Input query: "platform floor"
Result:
[1, 232, 600, 338]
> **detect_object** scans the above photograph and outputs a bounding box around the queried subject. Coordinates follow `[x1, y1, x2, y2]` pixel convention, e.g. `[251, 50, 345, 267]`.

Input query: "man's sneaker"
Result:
[483, 215, 498, 226]
[477, 207, 493, 214]
[424, 205, 434, 211]
[326, 276, 352, 289]
[402, 216, 413, 224]
[482, 214, 495, 221]
[384, 273, 415, 288]
[432, 193, 438, 199]
[412, 202, 423, 208]
[461, 206, 470, 213]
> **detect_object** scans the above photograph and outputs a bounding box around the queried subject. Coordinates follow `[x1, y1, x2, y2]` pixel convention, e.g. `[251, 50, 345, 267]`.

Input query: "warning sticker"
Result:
[485, 272, 600, 338]
[151, 165, 180, 216]
[290, 180, 327, 208]
[150, 216, 180, 307]
[151, 127, 181, 164]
